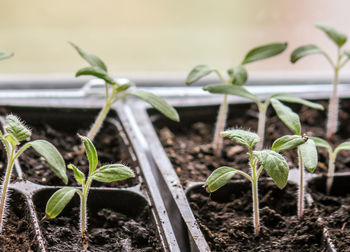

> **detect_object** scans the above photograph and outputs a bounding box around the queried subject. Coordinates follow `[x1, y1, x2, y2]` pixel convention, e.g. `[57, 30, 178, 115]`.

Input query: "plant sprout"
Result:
[205, 129, 306, 235]
[45, 135, 134, 249]
[0, 52, 13, 61]
[271, 99, 318, 218]
[70, 43, 179, 151]
[309, 137, 350, 195]
[186, 42, 323, 155]
[0, 115, 67, 233]
[291, 24, 350, 139]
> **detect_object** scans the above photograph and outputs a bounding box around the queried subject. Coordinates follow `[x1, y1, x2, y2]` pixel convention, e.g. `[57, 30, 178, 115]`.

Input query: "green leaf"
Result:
[115, 83, 132, 93]
[270, 98, 301, 135]
[334, 141, 350, 156]
[92, 164, 134, 183]
[344, 49, 350, 59]
[315, 23, 347, 48]
[253, 150, 289, 189]
[29, 140, 68, 184]
[70, 42, 107, 71]
[227, 65, 248, 86]
[272, 135, 306, 152]
[241, 42, 287, 65]
[127, 90, 179, 122]
[205, 166, 237, 192]
[67, 164, 85, 185]
[5, 115, 31, 141]
[46, 187, 77, 219]
[0, 52, 13, 61]
[203, 84, 259, 103]
[186, 65, 215, 85]
[309, 136, 332, 151]
[75, 66, 115, 84]
[5, 134, 19, 146]
[271, 93, 324, 110]
[290, 45, 324, 63]
[299, 140, 318, 173]
[79, 136, 98, 174]
[221, 129, 259, 149]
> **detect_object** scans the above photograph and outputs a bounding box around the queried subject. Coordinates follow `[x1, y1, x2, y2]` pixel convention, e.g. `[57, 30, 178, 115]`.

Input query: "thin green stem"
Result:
[256, 165, 264, 177]
[0, 148, 15, 233]
[213, 94, 228, 157]
[339, 57, 349, 69]
[256, 103, 267, 150]
[13, 143, 31, 161]
[322, 52, 335, 68]
[326, 152, 336, 195]
[326, 66, 340, 139]
[86, 100, 112, 141]
[80, 176, 93, 249]
[297, 147, 304, 219]
[250, 157, 260, 235]
[215, 70, 226, 84]
[235, 170, 252, 182]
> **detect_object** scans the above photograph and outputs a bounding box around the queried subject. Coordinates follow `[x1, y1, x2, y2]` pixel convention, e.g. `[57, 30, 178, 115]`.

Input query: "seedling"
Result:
[291, 24, 350, 138]
[70, 43, 179, 151]
[45, 135, 134, 249]
[186, 42, 323, 155]
[0, 115, 67, 233]
[310, 137, 350, 195]
[205, 129, 306, 235]
[271, 99, 318, 218]
[0, 52, 13, 61]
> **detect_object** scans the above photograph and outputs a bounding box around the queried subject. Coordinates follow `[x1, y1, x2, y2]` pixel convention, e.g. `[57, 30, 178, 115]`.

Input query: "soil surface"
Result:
[156, 100, 350, 186]
[19, 121, 139, 188]
[188, 180, 327, 251]
[308, 177, 350, 251]
[38, 205, 162, 252]
[0, 190, 39, 251]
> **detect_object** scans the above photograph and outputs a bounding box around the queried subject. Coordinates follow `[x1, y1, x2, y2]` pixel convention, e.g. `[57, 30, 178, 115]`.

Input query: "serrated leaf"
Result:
[227, 65, 248, 86]
[203, 84, 258, 103]
[70, 42, 107, 71]
[186, 65, 215, 85]
[5, 115, 31, 141]
[334, 141, 350, 156]
[271, 93, 324, 110]
[46, 187, 77, 219]
[127, 90, 179, 122]
[205, 166, 237, 192]
[221, 129, 259, 149]
[241, 42, 287, 65]
[299, 140, 318, 172]
[0, 52, 13, 61]
[79, 136, 98, 174]
[92, 164, 134, 183]
[67, 164, 85, 184]
[290, 44, 324, 63]
[309, 136, 332, 151]
[315, 23, 347, 48]
[29, 140, 68, 184]
[253, 150, 289, 189]
[271, 98, 301, 135]
[75, 66, 116, 84]
[272, 135, 306, 152]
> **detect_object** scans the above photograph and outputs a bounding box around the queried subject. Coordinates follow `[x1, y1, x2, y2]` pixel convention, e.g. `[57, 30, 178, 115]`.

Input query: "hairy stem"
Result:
[0, 150, 15, 233]
[251, 159, 260, 235]
[297, 147, 304, 219]
[213, 94, 228, 157]
[80, 177, 92, 249]
[326, 153, 336, 195]
[255, 103, 266, 150]
[326, 67, 340, 139]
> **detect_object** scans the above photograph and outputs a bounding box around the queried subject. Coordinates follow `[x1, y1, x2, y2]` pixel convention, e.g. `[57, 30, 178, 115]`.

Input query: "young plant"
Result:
[205, 129, 306, 235]
[0, 115, 67, 233]
[271, 98, 318, 218]
[291, 24, 350, 138]
[186, 42, 323, 155]
[0, 52, 13, 61]
[45, 135, 134, 249]
[310, 137, 350, 195]
[70, 43, 179, 150]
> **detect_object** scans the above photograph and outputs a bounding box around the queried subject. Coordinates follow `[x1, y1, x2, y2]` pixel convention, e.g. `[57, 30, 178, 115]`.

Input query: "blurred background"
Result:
[0, 0, 349, 79]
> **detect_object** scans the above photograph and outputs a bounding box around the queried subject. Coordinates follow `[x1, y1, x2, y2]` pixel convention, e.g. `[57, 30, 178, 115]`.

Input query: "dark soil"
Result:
[19, 122, 139, 188]
[38, 205, 162, 251]
[308, 177, 350, 251]
[0, 190, 39, 251]
[155, 100, 350, 186]
[188, 180, 327, 251]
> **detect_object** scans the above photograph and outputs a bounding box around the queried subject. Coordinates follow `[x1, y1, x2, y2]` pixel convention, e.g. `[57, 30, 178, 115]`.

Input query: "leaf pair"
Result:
[311, 136, 350, 158]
